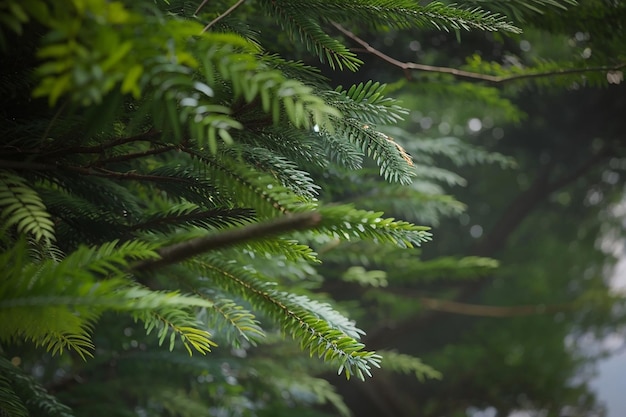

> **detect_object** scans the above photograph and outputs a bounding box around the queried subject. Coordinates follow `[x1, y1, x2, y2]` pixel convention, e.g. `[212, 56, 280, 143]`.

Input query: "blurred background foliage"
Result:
[301, 1, 626, 415]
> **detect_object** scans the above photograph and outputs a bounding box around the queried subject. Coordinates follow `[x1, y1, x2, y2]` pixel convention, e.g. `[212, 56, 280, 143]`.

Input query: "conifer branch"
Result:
[333, 23, 626, 83]
[133, 212, 322, 272]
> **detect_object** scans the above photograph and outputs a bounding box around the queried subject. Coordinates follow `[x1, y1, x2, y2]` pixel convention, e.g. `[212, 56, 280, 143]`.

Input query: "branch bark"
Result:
[133, 212, 322, 272]
[201, 0, 246, 33]
[332, 23, 626, 84]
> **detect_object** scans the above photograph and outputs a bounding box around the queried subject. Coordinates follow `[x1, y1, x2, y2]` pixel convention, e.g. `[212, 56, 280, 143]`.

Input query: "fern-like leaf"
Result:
[261, 0, 363, 71]
[233, 145, 320, 198]
[190, 255, 380, 379]
[0, 170, 55, 243]
[0, 371, 28, 417]
[311, 205, 432, 249]
[328, 81, 408, 125]
[197, 295, 266, 346]
[0, 356, 74, 417]
[186, 149, 317, 218]
[263, 0, 520, 34]
[461, 0, 577, 22]
[380, 350, 442, 381]
[133, 203, 255, 234]
[327, 119, 415, 184]
[0, 239, 222, 358]
[135, 309, 217, 355]
[400, 134, 517, 168]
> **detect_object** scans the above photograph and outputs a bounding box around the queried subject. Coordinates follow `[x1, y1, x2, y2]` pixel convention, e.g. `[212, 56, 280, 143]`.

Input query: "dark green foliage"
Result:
[0, 357, 73, 417]
[0, 0, 488, 414]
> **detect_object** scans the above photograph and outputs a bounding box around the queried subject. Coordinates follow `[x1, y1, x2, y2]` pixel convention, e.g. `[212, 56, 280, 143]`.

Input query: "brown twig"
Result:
[332, 23, 626, 84]
[201, 0, 246, 33]
[194, 0, 210, 15]
[133, 212, 323, 272]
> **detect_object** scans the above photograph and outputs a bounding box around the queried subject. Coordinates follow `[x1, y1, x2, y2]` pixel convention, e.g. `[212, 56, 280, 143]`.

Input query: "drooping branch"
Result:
[133, 212, 322, 272]
[332, 23, 626, 84]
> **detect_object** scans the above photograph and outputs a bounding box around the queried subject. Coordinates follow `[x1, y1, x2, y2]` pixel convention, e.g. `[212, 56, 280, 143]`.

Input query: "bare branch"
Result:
[194, 0, 210, 15]
[133, 212, 323, 272]
[201, 0, 246, 33]
[332, 23, 626, 84]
